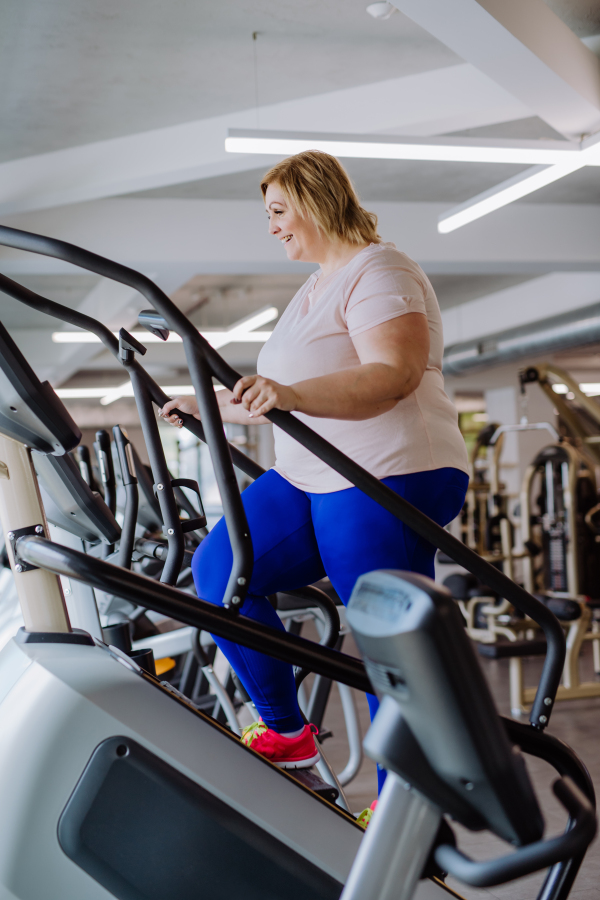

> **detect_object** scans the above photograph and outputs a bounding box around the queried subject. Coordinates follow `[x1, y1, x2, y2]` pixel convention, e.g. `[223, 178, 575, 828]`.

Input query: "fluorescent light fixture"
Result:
[53, 331, 181, 344]
[99, 382, 199, 407]
[438, 159, 587, 233]
[225, 128, 591, 167]
[208, 306, 278, 350]
[225, 129, 600, 231]
[55, 383, 226, 405]
[52, 305, 278, 349]
[55, 387, 121, 399]
[552, 383, 600, 396]
[53, 330, 272, 345]
[438, 132, 600, 232]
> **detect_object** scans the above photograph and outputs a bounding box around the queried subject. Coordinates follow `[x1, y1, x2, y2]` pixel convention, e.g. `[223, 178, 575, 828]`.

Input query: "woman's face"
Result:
[264, 182, 323, 263]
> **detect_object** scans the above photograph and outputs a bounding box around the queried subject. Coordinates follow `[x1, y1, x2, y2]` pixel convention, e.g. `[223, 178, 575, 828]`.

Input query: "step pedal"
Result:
[288, 767, 339, 804]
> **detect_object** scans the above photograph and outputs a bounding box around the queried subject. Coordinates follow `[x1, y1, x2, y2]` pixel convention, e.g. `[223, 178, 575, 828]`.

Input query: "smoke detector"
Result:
[366, 2, 397, 19]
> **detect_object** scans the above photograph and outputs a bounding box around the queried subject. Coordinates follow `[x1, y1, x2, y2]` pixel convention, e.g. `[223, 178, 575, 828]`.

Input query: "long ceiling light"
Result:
[209, 305, 278, 350]
[52, 330, 273, 345]
[52, 306, 278, 349]
[439, 134, 600, 233]
[56, 383, 194, 405]
[55, 383, 227, 406]
[225, 128, 586, 166]
[437, 159, 587, 233]
[226, 128, 600, 231]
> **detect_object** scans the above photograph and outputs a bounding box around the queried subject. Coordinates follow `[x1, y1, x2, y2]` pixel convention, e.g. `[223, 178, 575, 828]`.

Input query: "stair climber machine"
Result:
[0, 224, 595, 900]
[0, 288, 361, 783]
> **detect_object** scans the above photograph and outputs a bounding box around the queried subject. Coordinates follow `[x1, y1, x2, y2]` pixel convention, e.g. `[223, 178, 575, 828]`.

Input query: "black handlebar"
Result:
[16, 534, 371, 693]
[112, 425, 138, 570]
[0, 223, 566, 729]
[134, 537, 195, 570]
[0, 271, 264, 483]
[502, 716, 596, 899]
[435, 778, 596, 886]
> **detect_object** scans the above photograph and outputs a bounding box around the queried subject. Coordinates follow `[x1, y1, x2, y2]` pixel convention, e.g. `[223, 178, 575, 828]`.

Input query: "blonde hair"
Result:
[261, 151, 381, 246]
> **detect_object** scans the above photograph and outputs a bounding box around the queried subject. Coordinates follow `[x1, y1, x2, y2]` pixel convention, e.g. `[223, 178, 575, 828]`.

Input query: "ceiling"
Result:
[0, 0, 459, 163]
[1, 0, 600, 411]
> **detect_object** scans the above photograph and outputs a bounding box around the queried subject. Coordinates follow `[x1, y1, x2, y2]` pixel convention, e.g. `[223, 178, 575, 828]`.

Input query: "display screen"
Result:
[350, 579, 414, 622]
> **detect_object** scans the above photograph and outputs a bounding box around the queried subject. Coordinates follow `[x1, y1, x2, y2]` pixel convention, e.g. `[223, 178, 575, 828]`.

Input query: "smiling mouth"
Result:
[281, 235, 292, 243]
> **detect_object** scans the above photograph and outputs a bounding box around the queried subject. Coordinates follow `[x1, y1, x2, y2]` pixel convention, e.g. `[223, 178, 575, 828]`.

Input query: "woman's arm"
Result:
[232, 312, 430, 421]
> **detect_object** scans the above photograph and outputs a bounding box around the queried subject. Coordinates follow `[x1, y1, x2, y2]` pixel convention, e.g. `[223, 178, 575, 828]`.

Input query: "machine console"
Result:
[347, 570, 544, 846]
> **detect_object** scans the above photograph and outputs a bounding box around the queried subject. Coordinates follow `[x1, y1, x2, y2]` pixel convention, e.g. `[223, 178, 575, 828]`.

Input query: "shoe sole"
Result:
[273, 751, 321, 769]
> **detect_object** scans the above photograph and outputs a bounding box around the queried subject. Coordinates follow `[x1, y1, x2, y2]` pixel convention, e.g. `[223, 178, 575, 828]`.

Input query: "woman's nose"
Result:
[269, 218, 279, 235]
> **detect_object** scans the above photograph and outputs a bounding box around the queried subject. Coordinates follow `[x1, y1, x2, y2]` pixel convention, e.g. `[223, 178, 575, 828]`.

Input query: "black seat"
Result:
[478, 639, 547, 659]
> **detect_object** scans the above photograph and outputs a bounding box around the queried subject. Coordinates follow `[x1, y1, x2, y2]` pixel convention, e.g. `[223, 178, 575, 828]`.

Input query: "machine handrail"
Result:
[0, 260, 260, 609]
[15, 534, 371, 693]
[503, 716, 596, 900]
[0, 224, 566, 729]
[489, 422, 560, 446]
[435, 778, 596, 887]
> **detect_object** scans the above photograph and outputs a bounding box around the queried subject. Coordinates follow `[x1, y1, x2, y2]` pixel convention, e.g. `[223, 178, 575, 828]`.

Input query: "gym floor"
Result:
[321, 638, 600, 900]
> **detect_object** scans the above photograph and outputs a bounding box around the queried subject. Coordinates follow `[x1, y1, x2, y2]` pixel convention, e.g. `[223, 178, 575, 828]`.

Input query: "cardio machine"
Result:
[0, 224, 595, 900]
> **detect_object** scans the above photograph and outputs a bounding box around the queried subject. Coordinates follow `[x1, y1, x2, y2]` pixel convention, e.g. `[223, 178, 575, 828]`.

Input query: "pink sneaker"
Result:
[241, 719, 321, 769]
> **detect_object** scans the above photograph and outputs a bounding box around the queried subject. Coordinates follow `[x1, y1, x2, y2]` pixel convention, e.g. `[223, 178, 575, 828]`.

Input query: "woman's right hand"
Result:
[159, 395, 199, 428]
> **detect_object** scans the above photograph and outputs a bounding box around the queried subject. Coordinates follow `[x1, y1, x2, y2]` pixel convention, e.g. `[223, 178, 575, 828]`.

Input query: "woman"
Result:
[160, 151, 469, 787]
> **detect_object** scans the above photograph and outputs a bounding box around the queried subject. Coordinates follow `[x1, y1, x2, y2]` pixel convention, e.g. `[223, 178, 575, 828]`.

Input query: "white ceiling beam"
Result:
[390, 0, 600, 139]
[442, 273, 600, 347]
[1, 199, 599, 283]
[0, 64, 530, 217]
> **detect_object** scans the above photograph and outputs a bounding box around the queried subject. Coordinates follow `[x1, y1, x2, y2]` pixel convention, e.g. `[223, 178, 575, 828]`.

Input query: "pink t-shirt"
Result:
[257, 242, 468, 493]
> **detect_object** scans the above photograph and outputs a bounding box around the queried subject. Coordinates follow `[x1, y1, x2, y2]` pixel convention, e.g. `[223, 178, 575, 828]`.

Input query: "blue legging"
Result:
[192, 466, 467, 728]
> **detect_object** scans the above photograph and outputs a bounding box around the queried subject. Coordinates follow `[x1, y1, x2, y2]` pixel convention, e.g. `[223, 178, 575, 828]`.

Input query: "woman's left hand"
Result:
[232, 375, 298, 418]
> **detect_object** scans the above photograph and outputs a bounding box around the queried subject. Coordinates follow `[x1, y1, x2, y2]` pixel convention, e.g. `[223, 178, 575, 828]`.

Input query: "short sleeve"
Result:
[344, 255, 428, 338]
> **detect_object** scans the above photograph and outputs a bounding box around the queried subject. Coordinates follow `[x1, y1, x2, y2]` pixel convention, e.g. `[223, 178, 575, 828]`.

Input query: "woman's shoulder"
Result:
[361, 242, 422, 270]
[345, 242, 429, 293]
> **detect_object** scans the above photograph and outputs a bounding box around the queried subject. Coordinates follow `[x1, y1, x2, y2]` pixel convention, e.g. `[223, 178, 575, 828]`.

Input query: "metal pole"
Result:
[340, 774, 441, 900]
[0, 435, 70, 633]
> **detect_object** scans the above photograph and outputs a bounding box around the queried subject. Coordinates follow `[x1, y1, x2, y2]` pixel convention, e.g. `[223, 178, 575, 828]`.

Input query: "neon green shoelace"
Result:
[241, 720, 269, 746]
[356, 807, 374, 829]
